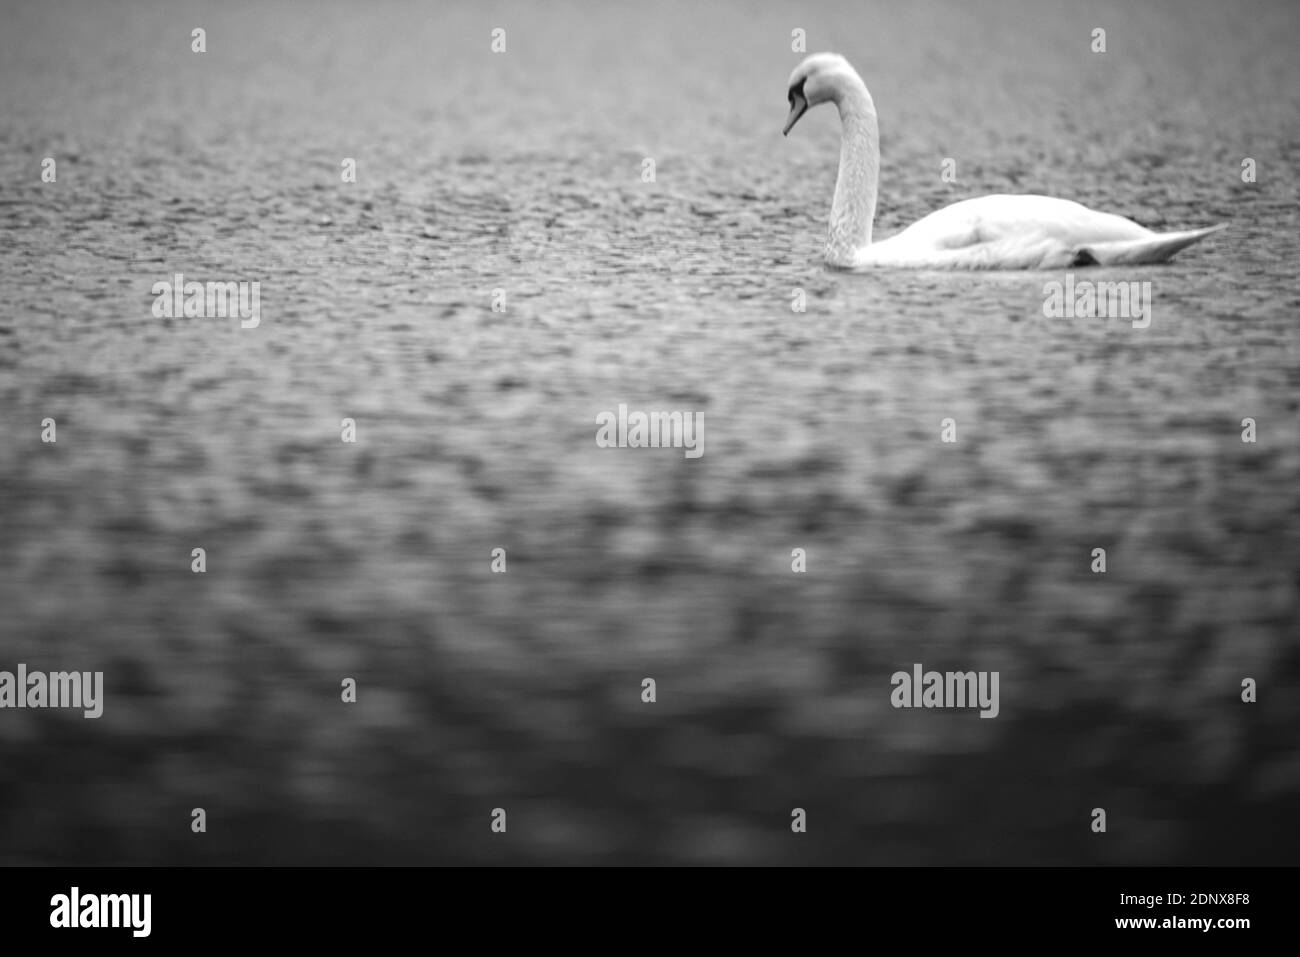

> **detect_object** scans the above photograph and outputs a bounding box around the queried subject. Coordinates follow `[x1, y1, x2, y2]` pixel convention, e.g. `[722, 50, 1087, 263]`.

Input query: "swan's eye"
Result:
[788, 79, 806, 105]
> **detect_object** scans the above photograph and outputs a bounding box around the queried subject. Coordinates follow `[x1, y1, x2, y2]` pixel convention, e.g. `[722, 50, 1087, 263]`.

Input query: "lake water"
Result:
[1, 0, 1297, 864]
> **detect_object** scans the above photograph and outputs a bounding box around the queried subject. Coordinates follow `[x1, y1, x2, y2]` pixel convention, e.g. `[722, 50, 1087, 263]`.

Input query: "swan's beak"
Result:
[783, 92, 808, 136]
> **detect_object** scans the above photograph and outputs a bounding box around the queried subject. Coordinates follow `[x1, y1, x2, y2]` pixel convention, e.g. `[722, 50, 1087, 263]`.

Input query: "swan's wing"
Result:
[897, 195, 1149, 246]
[862, 195, 1221, 269]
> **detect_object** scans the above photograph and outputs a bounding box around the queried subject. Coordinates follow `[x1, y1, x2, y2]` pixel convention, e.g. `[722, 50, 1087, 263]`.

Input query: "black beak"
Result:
[783, 91, 809, 136]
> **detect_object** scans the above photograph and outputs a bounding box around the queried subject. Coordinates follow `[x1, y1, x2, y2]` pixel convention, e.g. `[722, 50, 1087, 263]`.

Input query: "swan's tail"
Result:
[1075, 223, 1228, 266]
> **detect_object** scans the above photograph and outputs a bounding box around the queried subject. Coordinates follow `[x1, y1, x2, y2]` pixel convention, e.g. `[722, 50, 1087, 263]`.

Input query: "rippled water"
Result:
[1, 0, 1298, 864]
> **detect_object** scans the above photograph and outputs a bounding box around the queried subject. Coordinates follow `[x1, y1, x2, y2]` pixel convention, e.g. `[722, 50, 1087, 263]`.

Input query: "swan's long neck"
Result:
[826, 76, 879, 267]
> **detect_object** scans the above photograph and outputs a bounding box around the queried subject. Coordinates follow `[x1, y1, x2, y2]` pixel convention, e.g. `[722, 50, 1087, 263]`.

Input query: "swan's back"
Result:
[856, 194, 1222, 270]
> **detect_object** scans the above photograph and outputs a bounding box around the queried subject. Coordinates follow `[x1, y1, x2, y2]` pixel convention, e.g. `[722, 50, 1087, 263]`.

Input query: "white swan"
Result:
[783, 53, 1227, 270]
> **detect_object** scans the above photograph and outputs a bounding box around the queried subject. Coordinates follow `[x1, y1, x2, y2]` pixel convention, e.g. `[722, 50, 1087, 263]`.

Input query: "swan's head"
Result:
[783, 52, 861, 135]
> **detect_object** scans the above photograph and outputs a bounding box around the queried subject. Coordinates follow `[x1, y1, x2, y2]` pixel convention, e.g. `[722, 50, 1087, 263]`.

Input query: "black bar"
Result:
[0, 866, 1279, 944]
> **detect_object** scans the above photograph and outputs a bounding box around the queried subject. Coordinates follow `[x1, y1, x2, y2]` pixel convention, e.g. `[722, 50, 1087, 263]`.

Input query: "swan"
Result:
[783, 53, 1227, 270]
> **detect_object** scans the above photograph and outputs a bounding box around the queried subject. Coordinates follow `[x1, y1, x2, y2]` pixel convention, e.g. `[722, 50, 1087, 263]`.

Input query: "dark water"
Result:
[1, 0, 1298, 864]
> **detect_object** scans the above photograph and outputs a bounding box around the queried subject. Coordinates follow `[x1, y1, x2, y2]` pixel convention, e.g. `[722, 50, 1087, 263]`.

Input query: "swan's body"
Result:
[783, 53, 1226, 270]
